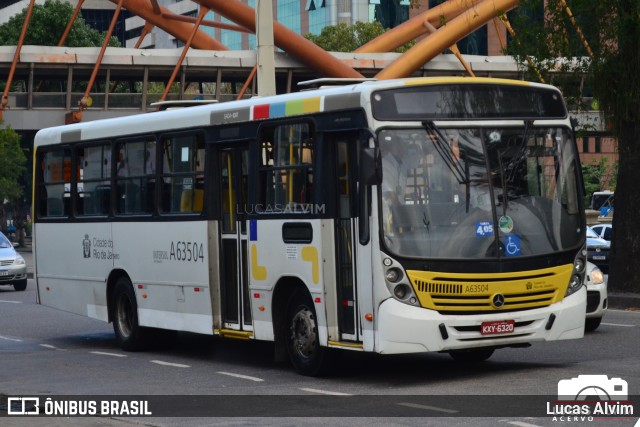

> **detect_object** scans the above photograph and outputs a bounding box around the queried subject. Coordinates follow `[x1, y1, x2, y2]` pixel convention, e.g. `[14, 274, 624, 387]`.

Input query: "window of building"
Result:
[595, 136, 601, 153]
[582, 137, 589, 153]
[257, 122, 315, 212]
[277, 0, 301, 34]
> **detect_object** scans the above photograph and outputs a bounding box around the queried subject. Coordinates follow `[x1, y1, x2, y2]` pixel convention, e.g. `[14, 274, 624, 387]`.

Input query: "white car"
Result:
[590, 223, 612, 243]
[0, 231, 27, 291]
[584, 261, 607, 332]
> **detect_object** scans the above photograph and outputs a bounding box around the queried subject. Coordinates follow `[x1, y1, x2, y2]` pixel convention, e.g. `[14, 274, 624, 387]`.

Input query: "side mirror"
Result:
[359, 147, 382, 185]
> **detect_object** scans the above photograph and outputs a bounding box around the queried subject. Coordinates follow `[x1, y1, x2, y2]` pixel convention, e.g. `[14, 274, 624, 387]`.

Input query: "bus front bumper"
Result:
[375, 286, 586, 354]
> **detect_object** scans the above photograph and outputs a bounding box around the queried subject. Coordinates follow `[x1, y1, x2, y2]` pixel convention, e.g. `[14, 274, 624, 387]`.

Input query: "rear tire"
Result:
[585, 317, 602, 332]
[285, 290, 328, 376]
[112, 276, 149, 351]
[449, 348, 494, 363]
[13, 279, 27, 291]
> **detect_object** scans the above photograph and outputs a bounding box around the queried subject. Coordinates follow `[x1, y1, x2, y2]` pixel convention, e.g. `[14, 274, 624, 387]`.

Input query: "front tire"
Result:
[585, 317, 602, 332]
[285, 290, 328, 376]
[13, 279, 27, 291]
[112, 276, 149, 351]
[449, 348, 495, 363]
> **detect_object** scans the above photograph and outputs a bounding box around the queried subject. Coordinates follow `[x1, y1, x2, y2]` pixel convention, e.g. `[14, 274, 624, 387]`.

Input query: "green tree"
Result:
[0, 123, 27, 241]
[581, 158, 615, 206]
[506, 0, 639, 292]
[305, 21, 414, 53]
[0, 0, 120, 47]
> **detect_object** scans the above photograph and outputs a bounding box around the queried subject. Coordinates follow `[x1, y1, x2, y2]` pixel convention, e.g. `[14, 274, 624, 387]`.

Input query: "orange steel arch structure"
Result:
[1, 0, 520, 122]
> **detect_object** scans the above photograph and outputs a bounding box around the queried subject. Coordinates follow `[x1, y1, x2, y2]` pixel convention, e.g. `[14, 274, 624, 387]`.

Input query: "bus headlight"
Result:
[385, 268, 402, 283]
[393, 284, 409, 299]
[566, 245, 587, 297]
[381, 254, 420, 307]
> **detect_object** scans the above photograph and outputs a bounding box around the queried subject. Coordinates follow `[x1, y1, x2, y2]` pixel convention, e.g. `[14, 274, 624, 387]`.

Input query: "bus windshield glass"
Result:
[379, 125, 583, 259]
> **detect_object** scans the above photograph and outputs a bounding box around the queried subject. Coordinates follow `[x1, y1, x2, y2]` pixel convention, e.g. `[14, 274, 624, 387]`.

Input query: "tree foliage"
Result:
[507, 0, 640, 292]
[581, 158, 616, 206]
[304, 21, 415, 53]
[0, 0, 120, 47]
[0, 123, 26, 203]
[0, 122, 27, 237]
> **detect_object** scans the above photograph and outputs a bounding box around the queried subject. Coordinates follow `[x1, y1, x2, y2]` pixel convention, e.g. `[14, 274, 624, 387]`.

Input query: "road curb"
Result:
[607, 293, 640, 310]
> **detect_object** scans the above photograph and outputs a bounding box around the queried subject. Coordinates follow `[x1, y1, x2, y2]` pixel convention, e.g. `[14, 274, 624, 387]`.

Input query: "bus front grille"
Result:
[406, 265, 573, 314]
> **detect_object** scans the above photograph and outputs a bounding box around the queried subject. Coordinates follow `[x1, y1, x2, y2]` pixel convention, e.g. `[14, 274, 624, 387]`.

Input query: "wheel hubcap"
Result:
[116, 294, 133, 338]
[290, 307, 317, 359]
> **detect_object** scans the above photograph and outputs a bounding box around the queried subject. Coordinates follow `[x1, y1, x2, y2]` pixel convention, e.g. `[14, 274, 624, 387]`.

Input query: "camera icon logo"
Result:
[7, 397, 40, 415]
[558, 375, 628, 401]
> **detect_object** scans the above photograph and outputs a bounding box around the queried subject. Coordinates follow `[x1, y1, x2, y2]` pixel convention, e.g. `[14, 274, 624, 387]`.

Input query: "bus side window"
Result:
[38, 148, 72, 218]
[161, 133, 205, 214]
[257, 122, 315, 213]
[76, 143, 111, 216]
[115, 138, 156, 215]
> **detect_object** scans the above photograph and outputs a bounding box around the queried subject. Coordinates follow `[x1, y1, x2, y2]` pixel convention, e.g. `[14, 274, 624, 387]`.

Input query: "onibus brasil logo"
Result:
[547, 375, 637, 423]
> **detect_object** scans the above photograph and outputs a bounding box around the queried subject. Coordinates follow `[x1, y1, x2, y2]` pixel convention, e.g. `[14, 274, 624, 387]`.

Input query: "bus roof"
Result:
[34, 77, 553, 147]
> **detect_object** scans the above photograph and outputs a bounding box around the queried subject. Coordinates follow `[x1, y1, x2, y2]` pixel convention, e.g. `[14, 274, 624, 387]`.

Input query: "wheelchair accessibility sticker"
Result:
[503, 234, 521, 257]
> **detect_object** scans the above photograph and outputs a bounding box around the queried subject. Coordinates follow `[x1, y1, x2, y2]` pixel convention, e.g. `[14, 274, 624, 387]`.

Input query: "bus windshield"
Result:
[379, 125, 583, 259]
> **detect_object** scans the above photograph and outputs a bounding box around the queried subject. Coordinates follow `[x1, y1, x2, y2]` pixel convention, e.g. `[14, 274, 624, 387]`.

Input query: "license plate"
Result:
[481, 320, 515, 335]
[592, 255, 606, 260]
[0, 270, 8, 276]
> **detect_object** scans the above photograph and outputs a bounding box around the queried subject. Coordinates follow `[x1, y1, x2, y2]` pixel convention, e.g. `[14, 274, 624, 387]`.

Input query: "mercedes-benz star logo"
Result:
[492, 293, 505, 308]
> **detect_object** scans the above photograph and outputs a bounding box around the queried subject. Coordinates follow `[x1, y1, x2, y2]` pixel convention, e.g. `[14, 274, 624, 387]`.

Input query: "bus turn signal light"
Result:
[365, 313, 373, 322]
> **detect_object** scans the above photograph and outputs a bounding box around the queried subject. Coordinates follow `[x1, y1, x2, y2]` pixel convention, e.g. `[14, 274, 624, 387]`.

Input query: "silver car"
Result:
[0, 231, 27, 291]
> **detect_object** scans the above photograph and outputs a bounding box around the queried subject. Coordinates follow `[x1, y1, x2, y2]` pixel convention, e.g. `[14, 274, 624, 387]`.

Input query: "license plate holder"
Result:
[481, 320, 515, 335]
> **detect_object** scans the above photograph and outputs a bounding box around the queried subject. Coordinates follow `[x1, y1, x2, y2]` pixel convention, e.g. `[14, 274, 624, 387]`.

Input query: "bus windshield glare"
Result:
[379, 125, 583, 259]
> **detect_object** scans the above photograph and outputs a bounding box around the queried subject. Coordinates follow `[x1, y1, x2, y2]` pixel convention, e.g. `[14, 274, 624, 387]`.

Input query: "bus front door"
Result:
[218, 145, 252, 331]
[331, 134, 360, 342]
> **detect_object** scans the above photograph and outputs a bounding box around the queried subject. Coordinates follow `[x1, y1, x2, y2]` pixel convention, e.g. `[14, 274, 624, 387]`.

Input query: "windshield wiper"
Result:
[423, 121, 469, 185]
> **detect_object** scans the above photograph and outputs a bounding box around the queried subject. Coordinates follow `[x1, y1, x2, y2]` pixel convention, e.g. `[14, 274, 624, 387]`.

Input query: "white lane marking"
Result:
[503, 421, 543, 427]
[0, 300, 22, 304]
[40, 344, 58, 349]
[397, 402, 459, 414]
[150, 360, 190, 368]
[217, 371, 264, 382]
[602, 322, 635, 327]
[90, 351, 127, 357]
[299, 388, 351, 396]
[0, 335, 23, 342]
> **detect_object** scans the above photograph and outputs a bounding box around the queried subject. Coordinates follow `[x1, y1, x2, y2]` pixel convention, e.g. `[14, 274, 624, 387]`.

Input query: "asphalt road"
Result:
[1, 280, 639, 427]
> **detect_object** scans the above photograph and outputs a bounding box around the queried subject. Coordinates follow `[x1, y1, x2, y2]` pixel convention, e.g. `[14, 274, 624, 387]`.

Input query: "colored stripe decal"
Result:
[254, 104, 269, 119]
[270, 102, 286, 118]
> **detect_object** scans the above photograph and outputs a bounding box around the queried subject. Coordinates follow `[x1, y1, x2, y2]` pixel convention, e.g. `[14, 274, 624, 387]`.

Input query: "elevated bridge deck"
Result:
[1, 45, 602, 132]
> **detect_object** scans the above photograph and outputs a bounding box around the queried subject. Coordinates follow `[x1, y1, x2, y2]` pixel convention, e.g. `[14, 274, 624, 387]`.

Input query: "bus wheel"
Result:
[112, 277, 148, 351]
[285, 291, 327, 376]
[449, 348, 494, 363]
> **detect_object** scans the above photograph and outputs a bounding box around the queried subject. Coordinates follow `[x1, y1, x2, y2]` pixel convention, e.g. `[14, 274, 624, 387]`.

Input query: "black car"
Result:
[587, 227, 610, 274]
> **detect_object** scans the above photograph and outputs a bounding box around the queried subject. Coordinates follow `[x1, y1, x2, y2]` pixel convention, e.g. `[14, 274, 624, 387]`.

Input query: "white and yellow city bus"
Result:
[33, 77, 587, 375]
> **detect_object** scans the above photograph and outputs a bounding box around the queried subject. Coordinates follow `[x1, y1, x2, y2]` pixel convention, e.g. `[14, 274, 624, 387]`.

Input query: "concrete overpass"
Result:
[1, 45, 604, 133]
